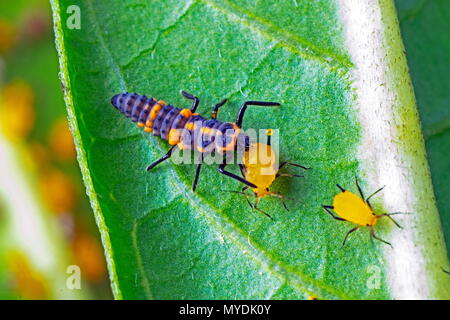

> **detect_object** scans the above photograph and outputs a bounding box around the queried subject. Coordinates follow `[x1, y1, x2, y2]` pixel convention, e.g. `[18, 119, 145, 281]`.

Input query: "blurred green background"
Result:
[0, 0, 111, 299]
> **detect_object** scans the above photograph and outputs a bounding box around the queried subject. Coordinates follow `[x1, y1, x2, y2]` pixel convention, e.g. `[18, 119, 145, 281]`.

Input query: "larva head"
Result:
[243, 142, 278, 197]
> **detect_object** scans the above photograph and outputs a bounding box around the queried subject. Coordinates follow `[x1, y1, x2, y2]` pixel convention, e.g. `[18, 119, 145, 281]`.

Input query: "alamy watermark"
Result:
[66, 5, 81, 30]
[366, 265, 381, 290]
[167, 127, 280, 176]
[66, 265, 81, 290]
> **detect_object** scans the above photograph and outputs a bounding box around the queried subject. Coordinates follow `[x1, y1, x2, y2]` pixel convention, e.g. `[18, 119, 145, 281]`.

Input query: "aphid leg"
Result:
[211, 99, 228, 119]
[276, 173, 304, 179]
[253, 198, 272, 220]
[146, 145, 177, 171]
[355, 176, 365, 200]
[236, 101, 280, 127]
[322, 205, 346, 221]
[370, 227, 392, 247]
[441, 268, 450, 275]
[377, 213, 403, 229]
[279, 161, 311, 171]
[218, 163, 257, 189]
[336, 184, 345, 192]
[192, 153, 204, 192]
[365, 186, 385, 208]
[181, 90, 199, 112]
[241, 186, 254, 209]
[268, 192, 290, 211]
[222, 187, 255, 210]
[342, 227, 359, 246]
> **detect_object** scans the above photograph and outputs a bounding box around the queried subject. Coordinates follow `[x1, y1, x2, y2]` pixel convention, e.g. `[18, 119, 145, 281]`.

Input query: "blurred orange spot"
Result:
[72, 231, 106, 283]
[28, 141, 50, 171]
[49, 118, 76, 161]
[39, 168, 76, 215]
[0, 81, 35, 140]
[7, 251, 49, 299]
[0, 19, 15, 53]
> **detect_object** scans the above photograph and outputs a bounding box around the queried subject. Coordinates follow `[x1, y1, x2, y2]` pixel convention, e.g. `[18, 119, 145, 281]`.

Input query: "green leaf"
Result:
[396, 0, 450, 263]
[51, 0, 450, 299]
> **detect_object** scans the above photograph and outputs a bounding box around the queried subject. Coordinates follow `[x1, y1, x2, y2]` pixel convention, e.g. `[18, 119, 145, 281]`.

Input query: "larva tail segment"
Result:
[111, 92, 197, 146]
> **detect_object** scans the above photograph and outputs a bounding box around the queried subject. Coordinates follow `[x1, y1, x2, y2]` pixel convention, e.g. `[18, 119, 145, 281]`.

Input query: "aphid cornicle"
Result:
[232, 130, 310, 219]
[322, 178, 404, 246]
[110, 90, 280, 192]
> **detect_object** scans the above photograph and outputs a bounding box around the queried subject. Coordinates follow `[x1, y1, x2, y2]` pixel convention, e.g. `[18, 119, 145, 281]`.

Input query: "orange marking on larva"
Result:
[168, 129, 181, 145]
[185, 122, 195, 131]
[180, 108, 192, 118]
[177, 141, 188, 150]
[150, 103, 162, 120]
[137, 122, 145, 127]
[145, 119, 153, 127]
[217, 141, 236, 152]
[144, 127, 152, 133]
[201, 127, 211, 134]
[157, 100, 166, 106]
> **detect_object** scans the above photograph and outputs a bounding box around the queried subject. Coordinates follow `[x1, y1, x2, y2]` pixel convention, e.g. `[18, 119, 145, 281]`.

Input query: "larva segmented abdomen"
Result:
[111, 92, 242, 152]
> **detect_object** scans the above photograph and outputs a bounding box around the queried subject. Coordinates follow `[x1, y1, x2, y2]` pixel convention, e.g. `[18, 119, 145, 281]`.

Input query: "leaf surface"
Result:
[51, 0, 449, 299]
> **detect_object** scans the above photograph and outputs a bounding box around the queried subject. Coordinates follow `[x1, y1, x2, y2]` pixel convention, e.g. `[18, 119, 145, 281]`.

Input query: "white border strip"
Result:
[338, 0, 449, 299]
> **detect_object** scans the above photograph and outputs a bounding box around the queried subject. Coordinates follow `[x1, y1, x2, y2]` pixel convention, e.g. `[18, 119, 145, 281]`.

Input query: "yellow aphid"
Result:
[231, 131, 310, 219]
[333, 191, 377, 227]
[322, 178, 403, 246]
[243, 142, 277, 198]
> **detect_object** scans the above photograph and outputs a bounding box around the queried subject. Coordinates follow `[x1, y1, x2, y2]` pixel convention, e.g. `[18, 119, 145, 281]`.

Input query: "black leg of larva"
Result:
[146, 145, 176, 171]
[322, 205, 346, 221]
[254, 198, 272, 220]
[192, 163, 202, 191]
[281, 199, 289, 211]
[192, 154, 204, 192]
[441, 268, 450, 275]
[336, 184, 345, 192]
[239, 164, 246, 177]
[279, 161, 311, 171]
[370, 228, 392, 247]
[218, 163, 257, 189]
[342, 226, 359, 246]
[181, 90, 199, 112]
[211, 99, 228, 119]
[236, 101, 280, 127]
